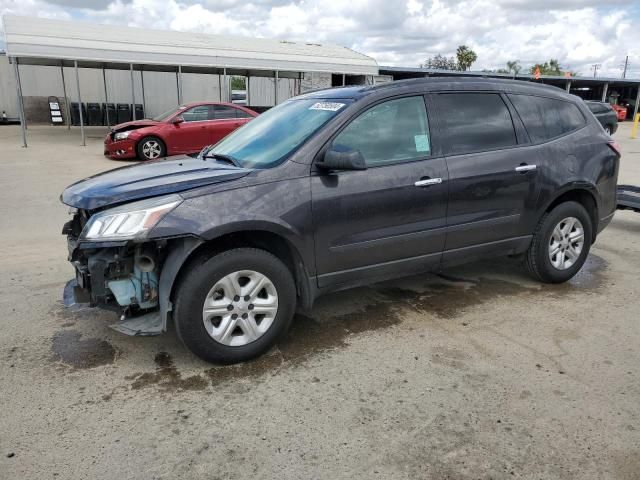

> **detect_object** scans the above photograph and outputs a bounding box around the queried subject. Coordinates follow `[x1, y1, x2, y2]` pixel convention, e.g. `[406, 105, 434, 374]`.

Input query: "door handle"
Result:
[515, 164, 537, 173]
[415, 177, 443, 187]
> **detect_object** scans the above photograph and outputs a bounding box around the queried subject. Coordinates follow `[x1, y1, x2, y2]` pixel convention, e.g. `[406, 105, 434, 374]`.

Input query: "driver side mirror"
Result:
[316, 145, 367, 171]
[173, 116, 184, 124]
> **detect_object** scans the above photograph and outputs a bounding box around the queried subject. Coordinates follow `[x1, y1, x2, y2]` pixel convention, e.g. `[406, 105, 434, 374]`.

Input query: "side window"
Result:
[432, 93, 517, 155]
[332, 96, 431, 166]
[181, 105, 210, 122]
[234, 108, 252, 119]
[508, 94, 585, 143]
[213, 105, 239, 119]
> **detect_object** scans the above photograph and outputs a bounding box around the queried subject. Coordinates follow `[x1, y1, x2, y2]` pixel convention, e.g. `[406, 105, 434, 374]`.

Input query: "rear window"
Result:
[586, 102, 612, 114]
[508, 94, 585, 143]
[213, 105, 240, 119]
[432, 93, 517, 155]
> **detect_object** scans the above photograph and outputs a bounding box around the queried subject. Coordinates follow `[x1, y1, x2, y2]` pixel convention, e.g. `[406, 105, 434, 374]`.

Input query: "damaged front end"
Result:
[62, 194, 198, 336]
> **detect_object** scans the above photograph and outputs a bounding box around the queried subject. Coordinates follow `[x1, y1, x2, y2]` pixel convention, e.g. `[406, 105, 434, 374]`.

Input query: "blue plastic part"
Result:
[107, 266, 158, 310]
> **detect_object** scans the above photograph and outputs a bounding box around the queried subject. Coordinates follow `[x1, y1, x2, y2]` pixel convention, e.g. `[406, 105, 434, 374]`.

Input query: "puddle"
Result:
[127, 352, 209, 392]
[51, 330, 117, 369]
[127, 301, 403, 392]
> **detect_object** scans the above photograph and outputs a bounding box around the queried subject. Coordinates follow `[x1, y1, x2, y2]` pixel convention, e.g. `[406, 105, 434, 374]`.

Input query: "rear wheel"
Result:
[604, 125, 612, 135]
[137, 136, 166, 160]
[174, 248, 296, 364]
[525, 201, 592, 283]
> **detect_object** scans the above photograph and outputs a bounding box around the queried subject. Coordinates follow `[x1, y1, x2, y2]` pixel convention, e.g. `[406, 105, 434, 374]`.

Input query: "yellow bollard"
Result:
[632, 113, 640, 139]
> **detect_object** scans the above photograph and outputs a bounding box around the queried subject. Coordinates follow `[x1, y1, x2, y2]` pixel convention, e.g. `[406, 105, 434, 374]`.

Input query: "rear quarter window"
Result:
[508, 94, 585, 143]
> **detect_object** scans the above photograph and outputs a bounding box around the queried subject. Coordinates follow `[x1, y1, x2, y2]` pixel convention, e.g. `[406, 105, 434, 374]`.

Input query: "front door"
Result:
[311, 95, 448, 288]
[430, 92, 541, 262]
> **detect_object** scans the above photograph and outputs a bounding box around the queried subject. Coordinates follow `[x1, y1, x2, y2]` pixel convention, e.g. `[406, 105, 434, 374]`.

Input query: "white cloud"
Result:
[2, 0, 639, 77]
[0, 0, 72, 36]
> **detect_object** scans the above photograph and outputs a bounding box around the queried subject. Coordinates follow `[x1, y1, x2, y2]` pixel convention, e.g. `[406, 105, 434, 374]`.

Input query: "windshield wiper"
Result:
[203, 152, 241, 168]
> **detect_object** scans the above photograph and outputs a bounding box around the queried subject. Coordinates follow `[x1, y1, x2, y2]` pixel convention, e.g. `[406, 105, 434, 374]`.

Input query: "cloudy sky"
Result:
[1, 0, 639, 77]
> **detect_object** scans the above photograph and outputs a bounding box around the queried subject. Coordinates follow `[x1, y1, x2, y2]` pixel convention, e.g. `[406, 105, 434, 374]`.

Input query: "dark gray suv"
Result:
[62, 78, 620, 363]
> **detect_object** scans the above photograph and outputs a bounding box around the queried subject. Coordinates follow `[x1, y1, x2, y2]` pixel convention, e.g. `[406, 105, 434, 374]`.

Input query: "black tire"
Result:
[525, 201, 593, 283]
[173, 248, 296, 364]
[604, 125, 612, 135]
[136, 136, 166, 161]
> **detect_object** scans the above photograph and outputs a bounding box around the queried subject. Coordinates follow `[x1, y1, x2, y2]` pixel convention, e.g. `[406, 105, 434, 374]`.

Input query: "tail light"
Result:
[607, 140, 622, 157]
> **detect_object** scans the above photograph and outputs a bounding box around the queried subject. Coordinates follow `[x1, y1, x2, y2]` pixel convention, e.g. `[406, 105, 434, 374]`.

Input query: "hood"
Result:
[62, 155, 252, 210]
[112, 119, 160, 132]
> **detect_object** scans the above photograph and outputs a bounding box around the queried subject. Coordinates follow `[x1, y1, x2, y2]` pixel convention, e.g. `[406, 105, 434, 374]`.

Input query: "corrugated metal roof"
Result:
[379, 66, 640, 85]
[2, 15, 378, 75]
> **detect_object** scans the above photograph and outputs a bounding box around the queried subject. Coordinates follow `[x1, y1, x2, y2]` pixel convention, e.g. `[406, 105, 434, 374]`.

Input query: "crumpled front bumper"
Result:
[104, 135, 137, 159]
[63, 228, 204, 336]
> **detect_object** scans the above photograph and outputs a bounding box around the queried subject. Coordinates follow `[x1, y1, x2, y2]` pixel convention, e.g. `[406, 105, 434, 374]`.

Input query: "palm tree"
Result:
[456, 45, 478, 71]
[506, 60, 521, 77]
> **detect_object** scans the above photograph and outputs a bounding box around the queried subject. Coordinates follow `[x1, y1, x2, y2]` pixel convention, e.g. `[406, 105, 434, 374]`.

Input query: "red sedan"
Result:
[104, 102, 258, 160]
[611, 104, 627, 122]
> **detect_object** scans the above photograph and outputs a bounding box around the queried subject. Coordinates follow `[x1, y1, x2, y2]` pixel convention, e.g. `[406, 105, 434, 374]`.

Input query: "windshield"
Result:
[205, 98, 352, 169]
[152, 106, 185, 122]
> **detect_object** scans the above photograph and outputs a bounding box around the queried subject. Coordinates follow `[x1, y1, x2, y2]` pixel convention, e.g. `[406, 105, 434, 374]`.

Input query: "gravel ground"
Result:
[0, 123, 638, 479]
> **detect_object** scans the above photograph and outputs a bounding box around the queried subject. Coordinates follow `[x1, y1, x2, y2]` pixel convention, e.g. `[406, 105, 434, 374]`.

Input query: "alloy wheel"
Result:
[548, 216, 584, 270]
[142, 140, 162, 159]
[202, 270, 278, 347]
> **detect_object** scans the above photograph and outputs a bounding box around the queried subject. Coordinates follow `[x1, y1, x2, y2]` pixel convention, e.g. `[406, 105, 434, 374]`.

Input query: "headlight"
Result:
[113, 131, 132, 141]
[81, 195, 182, 242]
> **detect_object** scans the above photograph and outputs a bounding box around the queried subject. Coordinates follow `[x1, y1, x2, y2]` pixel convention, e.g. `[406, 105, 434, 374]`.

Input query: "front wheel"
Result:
[174, 248, 296, 364]
[525, 201, 592, 283]
[137, 136, 166, 160]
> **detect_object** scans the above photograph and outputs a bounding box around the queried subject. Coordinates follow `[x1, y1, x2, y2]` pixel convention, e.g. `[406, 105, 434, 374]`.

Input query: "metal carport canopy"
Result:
[2, 15, 378, 75]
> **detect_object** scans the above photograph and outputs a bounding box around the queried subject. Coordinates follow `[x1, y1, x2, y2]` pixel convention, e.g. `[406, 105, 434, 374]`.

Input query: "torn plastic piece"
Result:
[110, 311, 163, 336]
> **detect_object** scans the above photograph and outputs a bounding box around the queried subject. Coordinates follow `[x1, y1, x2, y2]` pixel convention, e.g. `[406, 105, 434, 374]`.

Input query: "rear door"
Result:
[169, 105, 212, 153]
[431, 92, 541, 262]
[209, 105, 248, 144]
[311, 95, 449, 287]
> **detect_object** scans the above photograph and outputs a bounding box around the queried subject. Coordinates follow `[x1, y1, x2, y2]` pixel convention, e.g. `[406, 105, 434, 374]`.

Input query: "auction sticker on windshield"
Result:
[309, 102, 345, 111]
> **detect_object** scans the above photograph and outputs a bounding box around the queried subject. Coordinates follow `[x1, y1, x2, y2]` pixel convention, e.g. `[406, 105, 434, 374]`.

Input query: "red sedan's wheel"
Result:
[137, 136, 166, 161]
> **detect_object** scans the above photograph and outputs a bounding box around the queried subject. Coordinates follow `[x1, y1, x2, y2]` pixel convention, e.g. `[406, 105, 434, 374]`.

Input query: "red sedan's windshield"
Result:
[152, 106, 185, 122]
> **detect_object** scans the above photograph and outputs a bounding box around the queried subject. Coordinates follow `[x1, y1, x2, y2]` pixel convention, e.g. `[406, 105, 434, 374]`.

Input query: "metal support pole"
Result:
[177, 66, 183, 105]
[74, 60, 85, 146]
[102, 67, 110, 127]
[342, 73, 346, 86]
[601, 83, 609, 103]
[140, 68, 146, 118]
[633, 86, 640, 125]
[130, 63, 136, 119]
[61, 63, 71, 130]
[274, 70, 279, 105]
[12, 58, 27, 148]
[223, 68, 228, 103]
[246, 75, 250, 106]
[565, 80, 571, 93]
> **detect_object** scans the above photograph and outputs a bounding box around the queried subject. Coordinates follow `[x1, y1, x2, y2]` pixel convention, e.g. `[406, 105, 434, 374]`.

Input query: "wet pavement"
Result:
[47, 254, 609, 395]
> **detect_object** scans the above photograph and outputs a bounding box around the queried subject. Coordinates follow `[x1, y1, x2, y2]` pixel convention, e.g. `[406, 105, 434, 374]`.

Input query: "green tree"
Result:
[506, 60, 521, 75]
[529, 59, 563, 76]
[422, 54, 458, 70]
[230, 76, 246, 90]
[456, 45, 478, 71]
